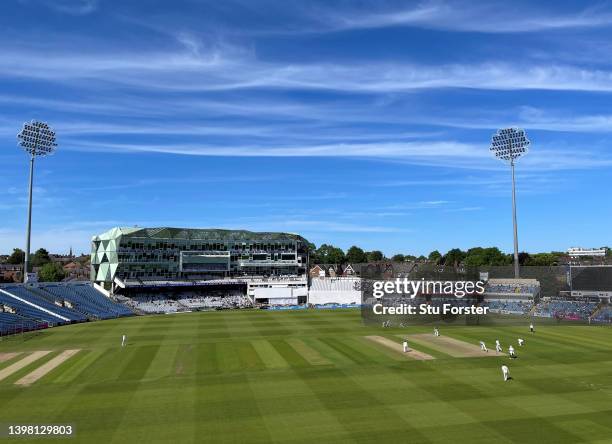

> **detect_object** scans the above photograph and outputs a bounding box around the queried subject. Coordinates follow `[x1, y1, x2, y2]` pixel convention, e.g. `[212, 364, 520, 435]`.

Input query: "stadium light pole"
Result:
[490, 128, 530, 279]
[17, 120, 57, 283]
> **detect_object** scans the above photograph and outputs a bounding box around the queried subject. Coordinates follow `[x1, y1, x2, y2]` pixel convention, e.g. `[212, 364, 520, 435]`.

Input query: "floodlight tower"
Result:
[17, 121, 57, 282]
[490, 128, 530, 279]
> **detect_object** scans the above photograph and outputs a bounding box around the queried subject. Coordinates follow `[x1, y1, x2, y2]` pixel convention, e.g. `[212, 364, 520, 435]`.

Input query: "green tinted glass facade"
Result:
[91, 227, 309, 284]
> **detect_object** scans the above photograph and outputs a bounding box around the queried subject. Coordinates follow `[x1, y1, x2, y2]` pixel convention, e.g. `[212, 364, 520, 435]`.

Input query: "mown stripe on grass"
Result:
[215, 342, 243, 373]
[286, 338, 332, 366]
[303, 338, 355, 367]
[143, 344, 180, 380]
[295, 366, 431, 442]
[269, 339, 310, 367]
[194, 372, 273, 442]
[251, 339, 289, 369]
[235, 341, 265, 371]
[0, 351, 52, 383]
[117, 345, 159, 381]
[409, 352, 586, 443]
[196, 342, 219, 374]
[52, 349, 106, 384]
[15, 349, 81, 386]
[317, 337, 372, 365]
[174, 344, 196, 376]
[539, 328, 612, 351]
[245, 370, 351, 442]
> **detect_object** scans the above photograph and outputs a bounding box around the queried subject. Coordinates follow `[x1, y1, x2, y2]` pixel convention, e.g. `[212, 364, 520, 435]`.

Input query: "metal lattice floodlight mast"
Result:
[17, 120, 57, 282]
[490, 127, 530, 279]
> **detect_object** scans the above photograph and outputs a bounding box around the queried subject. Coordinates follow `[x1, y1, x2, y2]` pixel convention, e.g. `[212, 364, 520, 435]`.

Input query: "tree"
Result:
[442, 248, 466, 266]
[367, 250, 384, 262]
[428, 250, 442, 263]
[464, 247, 509, 267]
[391, 254, 405, 262]
[518, 252, 531, 265]
[31, 248, 51, 267]
[38, 262, 65, 282]
[346, 246, 368, 263]
[7, 248, 25, 265]
[314, 244, 345, 264]
[527, 253, 558, 266]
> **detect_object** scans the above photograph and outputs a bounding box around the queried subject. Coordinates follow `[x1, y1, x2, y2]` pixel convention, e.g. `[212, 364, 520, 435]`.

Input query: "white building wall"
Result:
[308, 277, 361, 304]
[247, 278, 308, 305]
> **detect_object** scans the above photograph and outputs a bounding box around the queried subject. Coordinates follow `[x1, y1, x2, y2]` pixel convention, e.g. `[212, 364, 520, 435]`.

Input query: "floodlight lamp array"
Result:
[490, 127, 529, 163]
[17, 120, 57, 156]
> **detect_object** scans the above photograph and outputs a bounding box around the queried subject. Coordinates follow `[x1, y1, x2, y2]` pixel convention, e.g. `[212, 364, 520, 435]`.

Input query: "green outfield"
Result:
[0, 309, 611, 443]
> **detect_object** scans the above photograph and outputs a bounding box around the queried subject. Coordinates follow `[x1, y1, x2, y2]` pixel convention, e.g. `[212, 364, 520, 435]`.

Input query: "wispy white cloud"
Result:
[308, 1, 612, 34]
[405, 105, 612, 133]
[60, 138, 484, 160]
[32, 0, 99, 15]
[5, 46, 612, 93]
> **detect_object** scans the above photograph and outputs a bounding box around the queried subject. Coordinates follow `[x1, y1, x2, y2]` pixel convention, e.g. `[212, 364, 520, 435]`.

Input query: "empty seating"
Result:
[41, 284, 133, 320]
[0, 283, 134, 335]
[4, 286, 87, 322]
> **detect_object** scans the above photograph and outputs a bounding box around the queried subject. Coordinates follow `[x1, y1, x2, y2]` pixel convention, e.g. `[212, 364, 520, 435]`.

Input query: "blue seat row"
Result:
[0, 283, 134, 336]
[0, 292, 64, 325]
[4, 285, 87, 322]
[39, 284, 133, 320]
[0, 311, 46, 334]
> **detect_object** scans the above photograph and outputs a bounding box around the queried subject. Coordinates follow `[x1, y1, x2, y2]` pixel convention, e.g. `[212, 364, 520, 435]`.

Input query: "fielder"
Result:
[530, 322, 535, 333]
[433, 327, 440, 337]
[403, 340, 409, 353]
[508, 345, 516, 358]
[480, 341, 488, 352]
[501, 365, 510, 381]
[518, 338, 524, 346]
[495, 339, 502, 353]
[121, 334, 127, 347]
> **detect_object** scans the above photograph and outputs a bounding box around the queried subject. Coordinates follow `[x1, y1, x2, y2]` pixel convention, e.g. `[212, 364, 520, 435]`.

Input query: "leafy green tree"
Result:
[7, 248, 25, 265]
[464, 247, 508, 267]
[345, 246, 368, 263]
[518, 252, 531, 265]
[315, 244, 346, 264]
[428, 250, 442, 263]
[38, 262, 65, 282]
[442, 248, 466, 266]
[31, 248, 51, 267]
[367, 250, 384, 262]
[391, 254, 405, 262]
[307, 243, 321, 263]
[527, 253, 558, 266]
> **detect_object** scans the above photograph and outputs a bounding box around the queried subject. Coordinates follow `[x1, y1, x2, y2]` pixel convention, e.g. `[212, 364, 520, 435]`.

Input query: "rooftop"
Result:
[93, 227, 309, 243]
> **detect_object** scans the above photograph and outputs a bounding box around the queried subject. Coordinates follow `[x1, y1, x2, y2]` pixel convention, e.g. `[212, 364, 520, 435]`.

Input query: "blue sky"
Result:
[1, 0, 612, 256]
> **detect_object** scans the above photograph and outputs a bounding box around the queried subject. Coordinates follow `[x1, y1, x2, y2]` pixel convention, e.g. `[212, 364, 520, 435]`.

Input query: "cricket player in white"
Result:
[530, 323, 535, 333]
[480, 341, 488, 352]
[501, 365, 510, 381]
[121, 334, 126, 347]
[508, 345, 516, 358]
[403, 341, 409, 353]
[518, 338, 524, 346]
[495, 339, 502, 353]
[434, 327, 440, 337]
